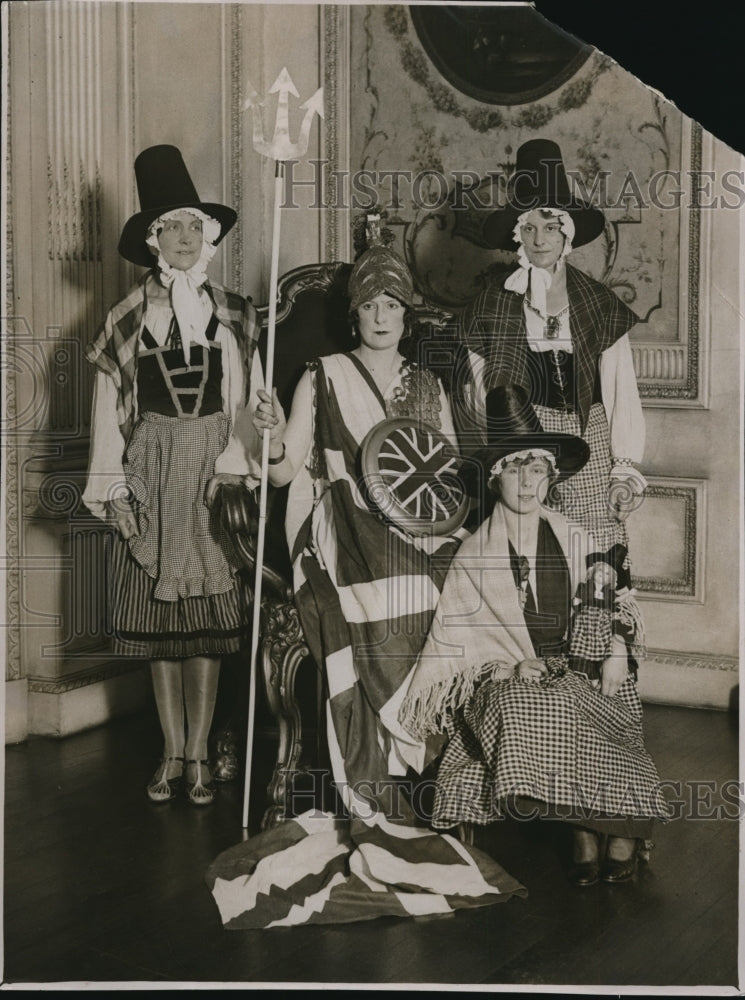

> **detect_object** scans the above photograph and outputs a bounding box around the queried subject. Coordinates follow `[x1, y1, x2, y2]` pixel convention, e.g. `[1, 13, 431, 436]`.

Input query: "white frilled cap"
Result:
[488, 447, 558, 482]
[144, 208, 222, 364]
[504, 208, 575, 319]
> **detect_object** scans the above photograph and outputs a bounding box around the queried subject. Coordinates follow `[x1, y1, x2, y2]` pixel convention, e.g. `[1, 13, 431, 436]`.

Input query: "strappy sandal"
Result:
[147, 756, 184, 803]
[184, 759, 216, 807]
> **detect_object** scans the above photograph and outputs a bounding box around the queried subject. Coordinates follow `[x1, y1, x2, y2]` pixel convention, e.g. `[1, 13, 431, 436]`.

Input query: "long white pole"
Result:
[242, 160, 284, 830]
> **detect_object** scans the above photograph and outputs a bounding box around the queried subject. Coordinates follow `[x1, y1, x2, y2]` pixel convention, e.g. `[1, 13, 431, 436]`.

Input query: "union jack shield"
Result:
[361, 417, 469, 536]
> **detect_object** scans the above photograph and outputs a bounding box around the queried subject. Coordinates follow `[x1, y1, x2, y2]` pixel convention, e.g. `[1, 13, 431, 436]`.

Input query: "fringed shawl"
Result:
[86, 272, 258, 443]
[456, 263, 639, 435]
[399, 504, 591, 738]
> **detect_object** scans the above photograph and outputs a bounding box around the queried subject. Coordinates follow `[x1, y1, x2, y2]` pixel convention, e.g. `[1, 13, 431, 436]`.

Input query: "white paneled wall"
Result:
[5, 3, 741, 742]
[6, 1, 325, 739]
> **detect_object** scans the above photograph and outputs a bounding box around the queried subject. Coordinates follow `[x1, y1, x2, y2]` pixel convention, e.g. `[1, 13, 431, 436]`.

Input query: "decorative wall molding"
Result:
[4, 20, 20, 681]
[634, 119, 709, 407]
[44, 1, 110, 433]
[115, 0, 136, 295]
[639, 646, 738, 711]
[645, 648, 738, 674]
[630, 477, 706, 603]
[22, 474, 83, 522]
[27, 658, 145, 696]
[321, 4, 351, 263]
[28, 661, 151, 737]
[632, 345, 687, 382]
[45, 2, 103, 263]
[6, 0, 136, 687]
[4, 15, 14, 312]
[227, 2, 243, 292]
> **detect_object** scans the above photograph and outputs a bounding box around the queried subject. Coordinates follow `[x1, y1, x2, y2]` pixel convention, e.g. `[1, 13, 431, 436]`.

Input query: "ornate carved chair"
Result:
[214, 261, 457, 831]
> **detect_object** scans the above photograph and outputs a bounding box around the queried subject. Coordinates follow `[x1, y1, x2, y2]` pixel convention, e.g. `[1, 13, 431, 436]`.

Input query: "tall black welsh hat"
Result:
[118, 145, 237, 268]
[460, 384, 589, 496]
[484, 138, 606, 251]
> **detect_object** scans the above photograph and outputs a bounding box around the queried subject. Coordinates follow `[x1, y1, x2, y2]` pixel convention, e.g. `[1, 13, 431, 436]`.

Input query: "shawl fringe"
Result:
[399, 660, 512, 739]
[616, 592, 647, 660]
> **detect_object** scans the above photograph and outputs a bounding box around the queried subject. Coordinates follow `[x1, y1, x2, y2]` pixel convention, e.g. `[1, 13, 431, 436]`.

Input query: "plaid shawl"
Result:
[207, 355, 526, 928]
[456, 263, 639, 434]
[86, 271, 258, 442]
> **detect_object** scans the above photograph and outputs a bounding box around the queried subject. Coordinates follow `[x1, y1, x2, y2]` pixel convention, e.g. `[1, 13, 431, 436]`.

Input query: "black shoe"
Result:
[567, 860, 600, 886]
[601, 837, 639, 883]
[567, 826, 600, 887]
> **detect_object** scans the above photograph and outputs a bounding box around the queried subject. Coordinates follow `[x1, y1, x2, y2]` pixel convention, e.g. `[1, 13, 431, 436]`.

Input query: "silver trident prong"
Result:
[243, 68, 324, 161]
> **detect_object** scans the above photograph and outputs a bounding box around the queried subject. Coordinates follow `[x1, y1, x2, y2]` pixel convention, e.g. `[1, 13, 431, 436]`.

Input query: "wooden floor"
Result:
[3, 701, 740, 989]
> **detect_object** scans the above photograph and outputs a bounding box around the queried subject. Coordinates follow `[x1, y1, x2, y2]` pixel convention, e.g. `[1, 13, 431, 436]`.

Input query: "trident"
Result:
[241, 69, 323, 830]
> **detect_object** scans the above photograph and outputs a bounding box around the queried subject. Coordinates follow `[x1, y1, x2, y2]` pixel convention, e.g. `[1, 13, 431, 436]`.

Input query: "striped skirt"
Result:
[108, 538, 252, 659]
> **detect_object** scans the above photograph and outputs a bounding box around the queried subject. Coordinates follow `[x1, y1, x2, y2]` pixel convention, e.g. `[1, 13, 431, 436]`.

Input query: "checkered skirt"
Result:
[110, 411, 251, 658]
[569, 605, 614, 661]
[536, 402, 627, 551]
[432, 670, 671, 829]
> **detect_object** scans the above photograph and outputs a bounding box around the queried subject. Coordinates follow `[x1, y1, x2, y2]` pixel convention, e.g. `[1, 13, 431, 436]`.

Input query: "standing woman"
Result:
[83, 146, 261, 806]
[454, 138, 646, 550]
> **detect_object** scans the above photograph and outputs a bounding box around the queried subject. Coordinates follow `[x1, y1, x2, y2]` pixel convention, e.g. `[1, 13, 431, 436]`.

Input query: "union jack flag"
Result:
[377, 424, 465, 523]
[208, 362, 525, 930]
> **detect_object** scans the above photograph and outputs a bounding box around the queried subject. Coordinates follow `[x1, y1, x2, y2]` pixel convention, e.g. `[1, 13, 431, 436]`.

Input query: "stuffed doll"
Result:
[569, 543, 646, 680]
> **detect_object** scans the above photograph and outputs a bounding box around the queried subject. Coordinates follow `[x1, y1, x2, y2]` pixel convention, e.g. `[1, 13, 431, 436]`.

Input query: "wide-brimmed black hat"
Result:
[118, 145, 237, 267]
[459, 384, 589, 496]
[484, 138, 606, 251]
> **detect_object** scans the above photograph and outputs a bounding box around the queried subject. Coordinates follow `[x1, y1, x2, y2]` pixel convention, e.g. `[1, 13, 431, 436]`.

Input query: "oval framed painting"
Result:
[410, 5, 592, 106]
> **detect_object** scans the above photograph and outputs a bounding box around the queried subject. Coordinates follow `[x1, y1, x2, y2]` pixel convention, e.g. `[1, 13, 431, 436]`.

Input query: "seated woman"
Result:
[399, 385, 671, 887]
[206, 230, 527, 929]
[253, 224, 461, 778]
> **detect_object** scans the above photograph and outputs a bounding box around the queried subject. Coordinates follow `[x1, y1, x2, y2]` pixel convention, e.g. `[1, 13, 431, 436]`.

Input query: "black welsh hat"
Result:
[484, 138, 606, 251]
[118, 145, 237, 268]
[459, 384, 589, 497]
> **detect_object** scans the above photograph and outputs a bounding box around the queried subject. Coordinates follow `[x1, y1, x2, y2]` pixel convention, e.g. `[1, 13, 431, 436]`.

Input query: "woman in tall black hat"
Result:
[400, 386, 670, 887]
[83, 145, 263, 806]
[453, 138, 647, 553]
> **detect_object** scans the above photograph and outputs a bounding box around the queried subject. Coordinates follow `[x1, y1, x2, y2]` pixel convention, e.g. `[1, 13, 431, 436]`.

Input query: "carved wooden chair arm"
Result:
[210, 479, 318, 828]
[211, 481, 292, 602]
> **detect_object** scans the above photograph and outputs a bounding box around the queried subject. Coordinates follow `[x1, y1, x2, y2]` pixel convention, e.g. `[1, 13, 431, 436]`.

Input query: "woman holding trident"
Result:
[206, 225, 527, 929]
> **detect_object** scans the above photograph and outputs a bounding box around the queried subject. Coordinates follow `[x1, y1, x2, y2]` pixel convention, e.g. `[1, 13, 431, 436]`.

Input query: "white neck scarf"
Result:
[504, 209, 575, 319]
[146, 209, 221, 364]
